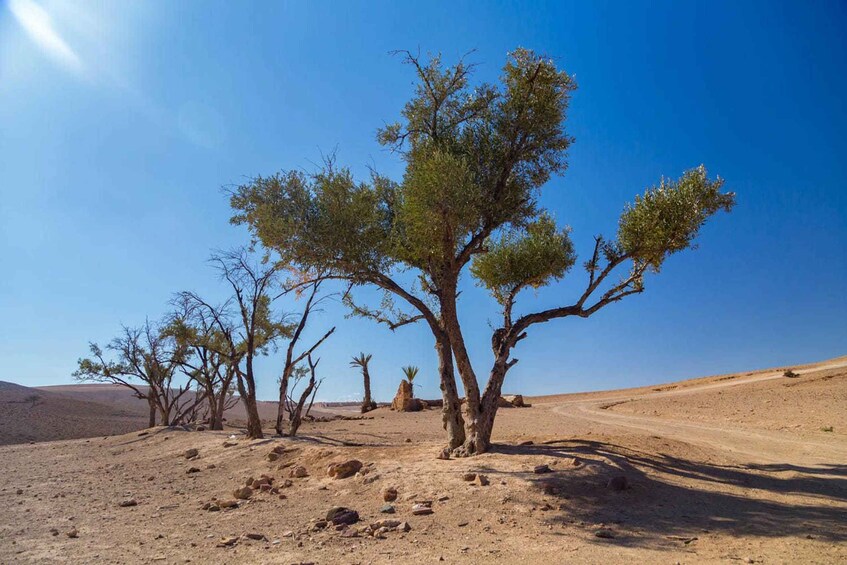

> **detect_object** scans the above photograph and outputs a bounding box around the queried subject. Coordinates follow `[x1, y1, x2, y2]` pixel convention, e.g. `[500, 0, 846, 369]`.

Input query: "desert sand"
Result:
[1, 357, 845, 564]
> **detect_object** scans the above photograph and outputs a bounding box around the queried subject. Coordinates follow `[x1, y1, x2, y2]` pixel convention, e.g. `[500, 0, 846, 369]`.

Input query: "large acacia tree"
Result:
[230, 49, 734, 455]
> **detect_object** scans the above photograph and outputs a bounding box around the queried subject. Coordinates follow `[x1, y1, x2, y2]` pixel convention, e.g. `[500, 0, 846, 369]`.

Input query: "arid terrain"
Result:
[1, 357, 845, 564]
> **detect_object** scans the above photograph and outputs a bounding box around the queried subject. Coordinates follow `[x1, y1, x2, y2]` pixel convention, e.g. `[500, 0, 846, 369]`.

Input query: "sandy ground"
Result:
[1, 357, 845, 564]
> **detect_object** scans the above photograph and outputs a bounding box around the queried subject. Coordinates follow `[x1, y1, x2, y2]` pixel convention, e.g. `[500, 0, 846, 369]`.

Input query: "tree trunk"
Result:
[463, 360, 509, 454]
[237, 371, 263, 439]
[147, 396, 157, 428]
[436, 333, 465, 450]
[439, 278, 483, 455]
[275, 369, 290, 436]
[288, 376, 315, 437]
[361, 367, 376, 413]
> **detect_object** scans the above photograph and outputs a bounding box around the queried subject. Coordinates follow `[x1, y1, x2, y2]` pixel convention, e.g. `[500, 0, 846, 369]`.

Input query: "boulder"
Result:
[327, 460, 363, 479]
[391, 380, 427, 412]
[503, 395, 530, 407]
[289, 465, 309, 478]
[233, 487, 253, 500]
[326, 507, 360, 526]
[184, 448, 199, 459]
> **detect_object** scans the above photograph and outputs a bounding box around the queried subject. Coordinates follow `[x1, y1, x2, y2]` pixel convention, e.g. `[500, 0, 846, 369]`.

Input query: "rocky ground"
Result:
[1, 357, 845, 564]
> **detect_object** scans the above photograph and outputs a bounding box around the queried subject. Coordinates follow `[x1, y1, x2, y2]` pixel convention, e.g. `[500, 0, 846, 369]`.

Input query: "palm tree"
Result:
[401, 365, 419, 397]
[350, 352, 376, 413]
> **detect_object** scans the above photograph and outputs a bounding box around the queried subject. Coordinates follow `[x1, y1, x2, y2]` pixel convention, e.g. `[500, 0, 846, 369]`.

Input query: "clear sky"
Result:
[1, 0, 845, 403]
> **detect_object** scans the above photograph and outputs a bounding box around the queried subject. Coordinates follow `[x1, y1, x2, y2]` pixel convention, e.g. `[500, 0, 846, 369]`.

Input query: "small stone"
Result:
[219, 500, 239, 509]
[461, 473, 477, 482]
[15, 489, 23, 495]
[326, 507, 360, 525]
[118, 499, 138, 507]
[383, 487, 398, 502]
[184, 448, 199, 459]
[398, 521, 411, 532]
[267, 452, 280, 462]
[327, 460, 363, 479]
[242, 533, 266, 541]
[222, 441, 237, 448]
[196, 426, 206, 432]
[405, 438, 412, 443]
[594, 528, 615, 539]
[437, 448, 450, 460]
[437, 495, 449, 502]
[380, 504, 395, 514]
[217, 536, 239, 547]
[607, 476, 629, 491]
[49, 528, 59, 536]
[533, 464, 552, 474]
[66, 528, 79, 539]
[412, 504, 433, 516]
[289, 465, 309, 478]
[186, 467, 200, 474]
[473, 474, 490, 487]
[341, 528, 359, 538]
[233, 487, 253, 500]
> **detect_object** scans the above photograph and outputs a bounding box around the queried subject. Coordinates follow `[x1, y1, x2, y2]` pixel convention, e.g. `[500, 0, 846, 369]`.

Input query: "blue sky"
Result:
[1, 0, 845, 402]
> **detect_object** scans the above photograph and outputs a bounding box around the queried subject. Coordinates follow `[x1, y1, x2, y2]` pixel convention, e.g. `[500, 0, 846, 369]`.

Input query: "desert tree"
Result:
[229, 49, 734, 455]
[75, 318, 205, 427]
[350, 352, 377, 413]
[285, 354, 321, 437]
[229, 49, 573, 450]
[186, 249, 288, 439]
[169, 295, 241, 430]
[274, 278, 336, 436]
[402, 365, 419, 396]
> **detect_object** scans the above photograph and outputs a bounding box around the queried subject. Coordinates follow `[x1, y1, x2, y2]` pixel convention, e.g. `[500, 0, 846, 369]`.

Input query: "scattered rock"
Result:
[534, 464, 552, 474]
[66, 528, 79, 539]
[326, 507, 360, 526]
[437, 448, 451, 460]
[219, 500, 239, 509]
[242, 533, 267, 541]
[380, 504, 395, 514]
[362, 474, 380, 485]
[196, 426, 206, 432]
[118, 499, 138, 507]
[327, 460, 363, 479]
[186, 467, 201, 474]
[412, 504, 433, 516]
[233, 487, 253, 500]
[473, 474, 490, 487]
[222, 442, 237, 448]
[341, 528, 359, 538]
[290, 466, 309, 478]
[267, 452, 280, 462]
[607, 476, 629, 491]
[137, 431, 149, 437]
[502, 394, 530, 407]
[594, 528, 616, 539]
[184, 448, 199, 459]
[383, 487, 398, 502]
[461, 472, 477, 482]
[437, 495, 450, 502]
[217, 536, 239, 547]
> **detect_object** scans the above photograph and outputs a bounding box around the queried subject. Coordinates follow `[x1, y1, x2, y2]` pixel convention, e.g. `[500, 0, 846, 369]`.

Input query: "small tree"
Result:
[402, 365, 419, 396]
[350, 352, 377, 413]
[286, 354, 321, 437]
[274, 278, 336, 436]
[75, 319, 204, 427]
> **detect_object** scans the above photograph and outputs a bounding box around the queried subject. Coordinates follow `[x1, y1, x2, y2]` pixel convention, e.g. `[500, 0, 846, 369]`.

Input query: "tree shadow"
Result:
[486, 440, 847, 546]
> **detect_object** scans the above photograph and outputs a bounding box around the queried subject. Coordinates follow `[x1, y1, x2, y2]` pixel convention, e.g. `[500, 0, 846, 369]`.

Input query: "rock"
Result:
[289, 465, 309, 478]
[222, 441, 237, 448]
[186, 467, 200, 474]
[594, 528, 615, 539]
[411, 504, 433, 516]
[503, 394, 529, 407]
[196, 425, 206, 431]
[570, 457, 582, 467]
[326, 507, 360, 526]
[473, 474, 490, 487]
[341, 528, 359, 538]
[533, 464, 553, 474]
[206, 503, 221, 512]
[398, 521, 411, 532]
[390, 380, 426, 412]
[497, 396, 514, 408]
[217, 536, 239, 547]
[267, 452, 280, 462]
[327, 460, 363, 479]
[244, 476, 255, 486]
[184, 448, 199, 459]
[219, 499, 239, 509]
[233, 487, 253, 500]
[118, 498, 138, 507]
[461, 472, 477, 482]
[607, 476, 629, 491]
[437, 495, 450, 502]
[437, 447, 451, 460]
[380, 504, 395, 514]
[383, 487, 398, 502]
[362, 474, 380, 484]
[66, 528, 79, 538]
[242, 533, 267, 541]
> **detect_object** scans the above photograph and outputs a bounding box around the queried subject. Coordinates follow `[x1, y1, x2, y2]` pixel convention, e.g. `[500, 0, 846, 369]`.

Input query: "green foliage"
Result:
[618, 166, 735, 272]
[350, 352, 373, 369]
[230, 49, 577, 290]
[471, 214, 576, 304]
[402, 365, 419, 383]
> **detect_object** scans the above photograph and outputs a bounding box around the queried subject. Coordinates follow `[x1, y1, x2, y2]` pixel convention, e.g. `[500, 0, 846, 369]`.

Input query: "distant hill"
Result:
[0, 381, 147, 445]
[0, 381, 351, 445]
